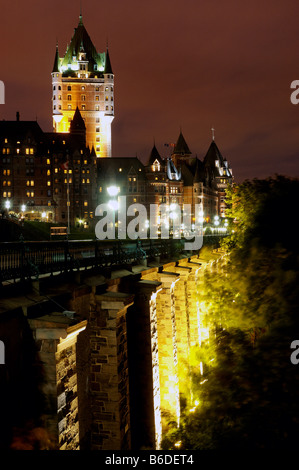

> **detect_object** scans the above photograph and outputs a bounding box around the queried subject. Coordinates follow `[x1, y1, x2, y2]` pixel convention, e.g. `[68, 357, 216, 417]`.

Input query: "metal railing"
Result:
[0, 238, 184, 284]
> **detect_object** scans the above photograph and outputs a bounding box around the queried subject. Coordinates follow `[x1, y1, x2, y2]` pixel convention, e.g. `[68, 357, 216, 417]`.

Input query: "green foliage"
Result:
[162, 175, 299, 450]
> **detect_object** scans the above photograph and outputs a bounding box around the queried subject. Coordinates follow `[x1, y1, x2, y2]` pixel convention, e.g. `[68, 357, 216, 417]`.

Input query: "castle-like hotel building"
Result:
[0, 14, 233, 231]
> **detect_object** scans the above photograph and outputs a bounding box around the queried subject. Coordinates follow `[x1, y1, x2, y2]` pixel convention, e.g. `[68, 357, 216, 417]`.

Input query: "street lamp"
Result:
[107, 186, 119, 197]
[108, 200, 119, 211]
[5, 200, 10, 210]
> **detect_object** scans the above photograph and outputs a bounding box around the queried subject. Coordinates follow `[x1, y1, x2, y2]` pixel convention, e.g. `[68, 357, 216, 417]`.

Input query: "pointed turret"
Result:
[52, 43, 60, 73]
[104, 47, 113, 75]
[61, 15, 104, 72]
[203, 140, 225, 176]
[173, 130, 191, 157]
[147, 143, 163, 166]
[70, 107, 86, 141]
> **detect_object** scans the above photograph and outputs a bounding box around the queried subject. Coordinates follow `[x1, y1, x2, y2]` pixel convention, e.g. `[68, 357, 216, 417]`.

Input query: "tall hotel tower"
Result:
[51, 14, 114, 158]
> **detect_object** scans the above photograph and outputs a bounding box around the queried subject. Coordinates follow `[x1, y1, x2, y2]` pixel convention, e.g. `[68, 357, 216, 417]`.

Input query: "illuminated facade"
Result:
[0, 112, 97, 227]
[52, 14, 114, 158]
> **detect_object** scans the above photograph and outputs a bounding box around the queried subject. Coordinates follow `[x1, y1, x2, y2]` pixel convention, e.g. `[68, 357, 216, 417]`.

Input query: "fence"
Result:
[0, 238, 184, 284]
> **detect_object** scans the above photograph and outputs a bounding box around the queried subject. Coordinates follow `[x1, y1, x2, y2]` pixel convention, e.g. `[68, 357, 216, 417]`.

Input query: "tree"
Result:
[162, 176, 299, 449]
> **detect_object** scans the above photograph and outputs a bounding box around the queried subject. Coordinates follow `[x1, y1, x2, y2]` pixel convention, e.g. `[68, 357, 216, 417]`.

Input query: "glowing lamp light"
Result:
[107, 185, 119, 197]
[170, 211, 178, 220]
[21, 204, 26, 212]
[41, 212, 47, 218]
[53, 114, 63, 123]
[5, 200, 10, 210]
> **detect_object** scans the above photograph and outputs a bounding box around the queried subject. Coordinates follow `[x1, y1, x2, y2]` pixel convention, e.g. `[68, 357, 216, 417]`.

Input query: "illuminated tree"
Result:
[162, 175, 299, 449]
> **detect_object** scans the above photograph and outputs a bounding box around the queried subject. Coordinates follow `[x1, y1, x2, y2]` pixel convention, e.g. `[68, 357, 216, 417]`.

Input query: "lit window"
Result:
[95, 106, 99, 111]
[68, 104, 72, 110]
[47, 159, 50, 165]
[47, 181, 51, 186]
[84, 201, 88, 206]
[67, 95, 72, 101]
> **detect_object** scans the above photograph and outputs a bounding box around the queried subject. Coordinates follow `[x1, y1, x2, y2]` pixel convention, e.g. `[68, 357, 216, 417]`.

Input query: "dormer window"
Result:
[152, 159, 161, 172]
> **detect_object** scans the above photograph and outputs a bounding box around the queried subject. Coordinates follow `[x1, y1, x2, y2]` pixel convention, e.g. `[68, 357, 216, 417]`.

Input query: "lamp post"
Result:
[214, 215, 219, 234]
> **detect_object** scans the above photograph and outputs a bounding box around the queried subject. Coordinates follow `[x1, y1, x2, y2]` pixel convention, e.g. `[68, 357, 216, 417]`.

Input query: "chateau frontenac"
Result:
[0, 13, 233, 229]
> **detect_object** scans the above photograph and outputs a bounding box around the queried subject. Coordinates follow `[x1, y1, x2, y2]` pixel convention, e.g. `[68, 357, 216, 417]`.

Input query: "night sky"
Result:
[1, 0, 299, 182]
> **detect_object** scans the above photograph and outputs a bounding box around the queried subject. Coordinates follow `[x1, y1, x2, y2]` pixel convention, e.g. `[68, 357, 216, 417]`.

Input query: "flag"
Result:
[61, 160, 69, 171]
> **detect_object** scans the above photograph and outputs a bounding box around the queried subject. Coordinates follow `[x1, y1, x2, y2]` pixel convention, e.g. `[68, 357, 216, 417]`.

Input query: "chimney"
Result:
[16, 111, 20, 122]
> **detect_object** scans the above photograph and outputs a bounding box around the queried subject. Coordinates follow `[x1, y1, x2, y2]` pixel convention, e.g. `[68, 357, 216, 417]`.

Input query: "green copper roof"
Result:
[173, 131, 191, 156]
[60, 15, 105, 73]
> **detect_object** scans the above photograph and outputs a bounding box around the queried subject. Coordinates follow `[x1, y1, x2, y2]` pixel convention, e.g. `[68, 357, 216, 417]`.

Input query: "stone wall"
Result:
[0, 250, 223, 450]
[89, 291, 134, 450]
